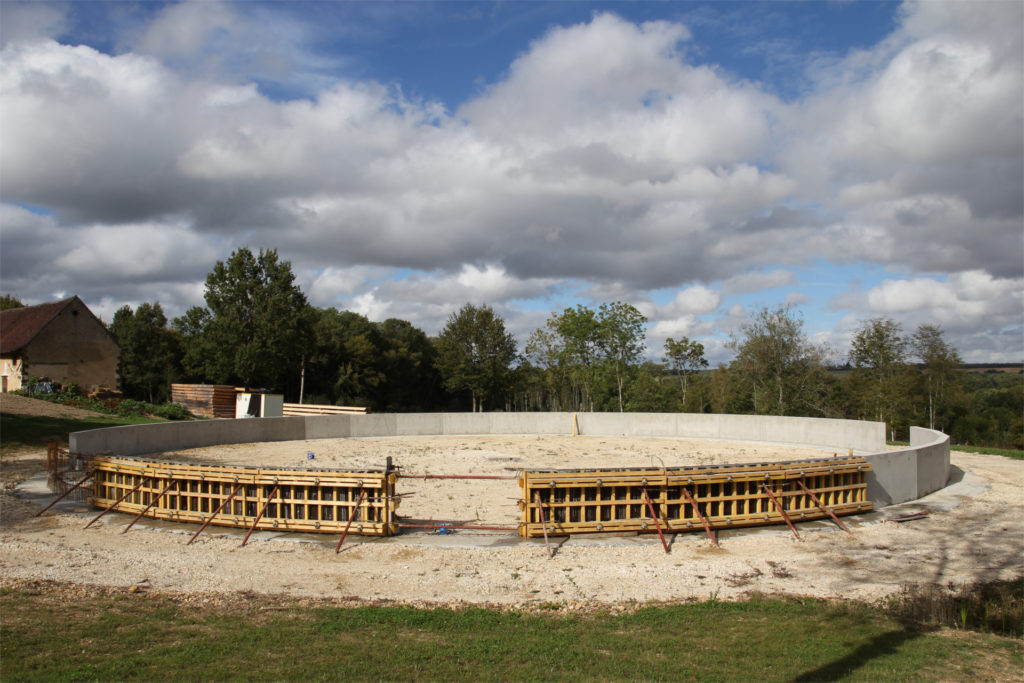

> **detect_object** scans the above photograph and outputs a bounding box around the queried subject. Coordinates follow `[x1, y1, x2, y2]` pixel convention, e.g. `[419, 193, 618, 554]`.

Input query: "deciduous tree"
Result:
[435, 303, 517, 412]
[597, 302, 648, 412]
[110, 302, 181, 403]
[911, 324, 961, 431]
[174, 248, 314, 394]
[850, 317, 910, 439]
[0, 294, 24, 311]
[663, 336, 708, 408]
[729, 305, 829, 416]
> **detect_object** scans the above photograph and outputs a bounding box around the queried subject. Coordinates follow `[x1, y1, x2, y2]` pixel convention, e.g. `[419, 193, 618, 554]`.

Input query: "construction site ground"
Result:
[1, 393, 1021, 609]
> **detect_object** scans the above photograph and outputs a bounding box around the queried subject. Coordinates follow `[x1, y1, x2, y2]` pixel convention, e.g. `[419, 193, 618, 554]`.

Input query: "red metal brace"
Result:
[123, 479, 178, 534]
[534, 490, 552, 558]
[680, 486, 719, 548]
[795, 479, 851, 533]
[761, 483, 800, 541]
[335, 487, 365, 553]
[35, 471, 93, 517]
[241, 483, 279, 547]
[187, 485, 242, 545]
[85, 477, 146, 529]
[642, 487, 670, 554]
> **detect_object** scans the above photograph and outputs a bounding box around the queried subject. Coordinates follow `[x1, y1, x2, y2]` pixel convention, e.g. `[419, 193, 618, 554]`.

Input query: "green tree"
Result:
[597, 302, 648, 412]
[849, 317, 910, 440]
[377, 318, 445, 412]
[435, 303, 517, 412]
[729, 305, 829, 416]
[625, 363, 681, 412]
[555, 305, 602, 411]
[0, 294, 24, 311]
[524, 323, 571, 411]
[910, 324, 962, 431]
[174, 248, 314, 394]
[708, 363, 748, 414]
[172, 306, 214, 382]
[663, 336, 708, 409]
[333, 312, 386, 408]
[109, 302, 181, 403]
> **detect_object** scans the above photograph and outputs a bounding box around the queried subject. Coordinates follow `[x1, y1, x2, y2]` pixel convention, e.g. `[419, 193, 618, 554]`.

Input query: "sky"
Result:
[0, 0, 1021, 365]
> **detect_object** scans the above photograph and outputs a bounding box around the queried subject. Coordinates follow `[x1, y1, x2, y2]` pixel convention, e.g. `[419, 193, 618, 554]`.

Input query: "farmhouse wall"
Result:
[21, 298, 119, 392]
[1, 357, 24, 392]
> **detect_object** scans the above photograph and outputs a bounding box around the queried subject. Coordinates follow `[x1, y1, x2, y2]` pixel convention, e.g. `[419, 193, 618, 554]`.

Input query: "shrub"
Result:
[154, 403, 192, 420]
[115, 399, 149, 417]
[886, 576, 1023, 637]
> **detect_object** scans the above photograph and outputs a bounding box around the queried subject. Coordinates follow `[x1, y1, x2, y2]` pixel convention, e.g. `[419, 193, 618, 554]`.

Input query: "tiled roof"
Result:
[0, 297, 77, 355]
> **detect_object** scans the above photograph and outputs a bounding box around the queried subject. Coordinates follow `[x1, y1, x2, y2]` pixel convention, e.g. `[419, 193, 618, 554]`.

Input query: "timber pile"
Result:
[171, 384, 237, 419]
[282, 403, 368, 416]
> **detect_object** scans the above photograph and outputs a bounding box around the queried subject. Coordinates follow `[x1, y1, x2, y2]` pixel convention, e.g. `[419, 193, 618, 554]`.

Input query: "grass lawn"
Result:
[952, 445, 1024, 461]
[1, 584, 1020, 682]
[0, 413, 162, 455]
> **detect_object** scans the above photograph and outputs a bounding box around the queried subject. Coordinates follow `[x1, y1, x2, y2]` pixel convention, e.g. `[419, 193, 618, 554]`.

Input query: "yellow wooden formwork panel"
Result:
[89, 456, 397, 536]
[519, 457, 871, 538]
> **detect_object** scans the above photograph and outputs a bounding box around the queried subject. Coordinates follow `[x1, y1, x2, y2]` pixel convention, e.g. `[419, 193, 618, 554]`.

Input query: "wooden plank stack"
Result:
[282, 403, 368, 416]
[170, 384, 237, 419]
[519, 456, 872, 538]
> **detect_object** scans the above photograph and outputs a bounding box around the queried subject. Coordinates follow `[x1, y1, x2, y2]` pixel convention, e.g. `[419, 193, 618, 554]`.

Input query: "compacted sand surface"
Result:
[2, 426, 1021, 608]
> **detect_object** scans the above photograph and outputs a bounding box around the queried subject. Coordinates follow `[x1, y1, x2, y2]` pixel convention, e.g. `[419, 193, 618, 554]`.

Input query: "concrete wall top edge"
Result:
[71, 412, 888, 453]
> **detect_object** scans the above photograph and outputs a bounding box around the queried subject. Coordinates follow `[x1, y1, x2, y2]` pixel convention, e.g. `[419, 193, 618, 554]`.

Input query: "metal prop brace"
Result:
[534, 490, 552, 558]
[35, 471, 93, 517]
[680, 486, 719, 548]
[795, 479, 851, 533]
[335, 487, 365, 553]
[761, 483, 800, 541]
[86, 477, 146, 529]
[187, 485, 243, 545]
[241, 484, 280, 547]
[642, 487, 670, 554]
[123, 479, 178, 534]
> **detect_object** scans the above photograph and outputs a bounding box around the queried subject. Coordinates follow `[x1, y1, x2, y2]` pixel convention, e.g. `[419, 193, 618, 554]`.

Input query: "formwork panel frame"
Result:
[518, 457, 871, 538]
[88, 457, 397, 536]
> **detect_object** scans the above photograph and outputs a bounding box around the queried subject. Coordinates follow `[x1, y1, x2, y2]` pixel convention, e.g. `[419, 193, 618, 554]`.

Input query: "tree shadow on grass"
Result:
[792, 624, 936, 682]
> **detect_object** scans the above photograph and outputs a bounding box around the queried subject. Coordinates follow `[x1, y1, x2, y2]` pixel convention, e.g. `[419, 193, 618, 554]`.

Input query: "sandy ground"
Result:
[1, 395, 1022, 608]
[157, 436, 842, 526]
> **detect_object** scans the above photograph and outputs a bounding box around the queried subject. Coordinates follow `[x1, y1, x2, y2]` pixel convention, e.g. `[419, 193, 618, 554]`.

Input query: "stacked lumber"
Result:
[171, 384, 237, 419]
[282, 403, 368, 416]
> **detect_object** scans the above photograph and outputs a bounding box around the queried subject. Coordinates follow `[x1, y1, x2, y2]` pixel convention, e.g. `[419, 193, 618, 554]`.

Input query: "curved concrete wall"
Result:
[863, 427, 951, 506]
[70, 412, 949, 507]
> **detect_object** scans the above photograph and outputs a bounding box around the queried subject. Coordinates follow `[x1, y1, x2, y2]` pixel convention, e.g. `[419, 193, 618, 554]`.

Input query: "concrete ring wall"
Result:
[69, 413, 951, 507]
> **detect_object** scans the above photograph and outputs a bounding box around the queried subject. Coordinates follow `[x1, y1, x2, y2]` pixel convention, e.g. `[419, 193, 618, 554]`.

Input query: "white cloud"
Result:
[0, 5, 1020, 362]
[721, 270, 797, 295]
[831, 271, 1023, 362]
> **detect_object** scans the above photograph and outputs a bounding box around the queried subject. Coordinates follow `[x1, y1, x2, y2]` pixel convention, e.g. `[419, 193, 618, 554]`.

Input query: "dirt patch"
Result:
[1, 425, 1021, 609]
[0, 393, 108, 419]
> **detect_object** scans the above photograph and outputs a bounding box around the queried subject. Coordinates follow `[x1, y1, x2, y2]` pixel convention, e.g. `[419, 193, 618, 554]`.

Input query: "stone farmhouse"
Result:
[0, 296, 120, 394]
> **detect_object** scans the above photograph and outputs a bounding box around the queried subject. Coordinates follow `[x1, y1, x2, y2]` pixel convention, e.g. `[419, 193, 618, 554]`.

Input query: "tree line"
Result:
[22, 248, 1017, 449]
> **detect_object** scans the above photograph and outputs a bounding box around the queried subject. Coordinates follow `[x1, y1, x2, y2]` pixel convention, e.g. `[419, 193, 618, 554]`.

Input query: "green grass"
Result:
[1, 584, 1020, 682]
[950, 444, 1024, 460]
[0, 412, 162, 454]
[888, 440, 1024, 461]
